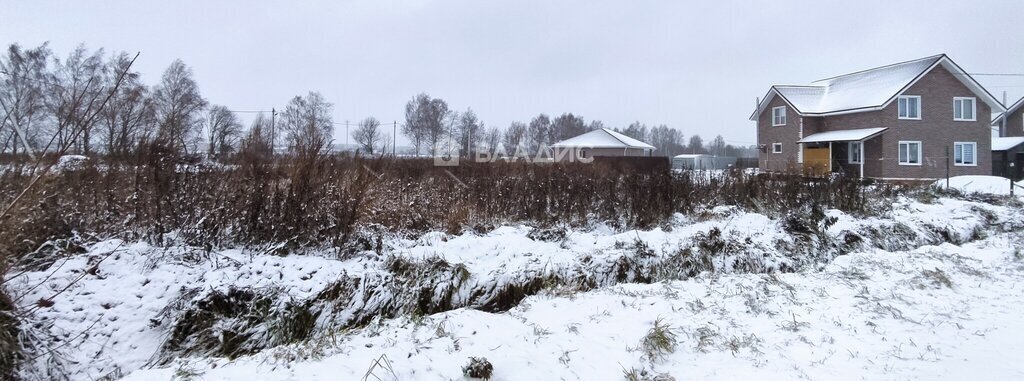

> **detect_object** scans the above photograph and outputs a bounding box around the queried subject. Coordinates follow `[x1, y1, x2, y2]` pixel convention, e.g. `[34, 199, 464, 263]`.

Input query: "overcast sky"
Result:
[3, 0, 1024, 146]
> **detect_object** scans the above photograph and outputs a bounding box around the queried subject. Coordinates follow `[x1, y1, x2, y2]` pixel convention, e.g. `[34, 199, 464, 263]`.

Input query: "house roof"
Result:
[673, 154, 713, 159]
[992, 96, 1024, 125]
[551, 128, 656, 149]
[992, 136, 1024, 151]
[797, 127, 888, 143]
[750, 54, 1005, 120]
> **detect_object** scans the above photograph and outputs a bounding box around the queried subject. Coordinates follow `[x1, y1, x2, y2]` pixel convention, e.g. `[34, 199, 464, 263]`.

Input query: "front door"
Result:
[803, 146, 830, 176]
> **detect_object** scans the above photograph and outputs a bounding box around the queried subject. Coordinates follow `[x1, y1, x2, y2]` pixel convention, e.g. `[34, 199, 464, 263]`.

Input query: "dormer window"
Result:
[772, 106, 786, 126]
[953, 97, 976, 121]
[898, 96, 921, 120]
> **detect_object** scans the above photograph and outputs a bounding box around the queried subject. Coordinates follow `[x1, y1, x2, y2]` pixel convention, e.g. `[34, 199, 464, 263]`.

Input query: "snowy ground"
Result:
[126, 233, 1024, 380]
[6, 193, 1024, 380]
[934, 175, 1024, 197]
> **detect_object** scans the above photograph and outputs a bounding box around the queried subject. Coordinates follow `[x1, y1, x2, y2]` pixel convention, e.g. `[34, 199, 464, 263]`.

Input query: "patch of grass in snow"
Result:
[622, 366, 676, 381]
[779, 313, 811, 333]
[914, 268, 954, 289]
[641, 318, 678, 361]
[171, 360, 205, 380]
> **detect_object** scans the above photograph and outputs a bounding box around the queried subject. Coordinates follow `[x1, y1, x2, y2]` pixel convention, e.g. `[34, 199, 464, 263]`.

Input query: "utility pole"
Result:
[345, 120, 349, 149]
[270, 108, 276, 154]
[393, 121, 397, 156]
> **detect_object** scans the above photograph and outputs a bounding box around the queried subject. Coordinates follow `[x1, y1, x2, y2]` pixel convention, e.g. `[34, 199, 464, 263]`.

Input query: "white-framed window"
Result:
[898, 95, 921, 120]
[898, 141, 922, 165]
[848, 142, 863, 164]
[953, 97, 976, 121]
[772, 143, 782, 153]
[953, 141, 977, 166]
[772, 106, 787, 126]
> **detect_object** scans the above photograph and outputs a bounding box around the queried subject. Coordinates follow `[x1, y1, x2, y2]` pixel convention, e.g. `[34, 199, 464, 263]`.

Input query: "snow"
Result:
[797, 127, 887, 143]
[53, 154, 89, 172]
[123, 233, 1024, 380]
[933, 175, 1021, 196]
[551, 128, 655, 149]
[7, 194, 1024, 380]
[992, 136, 1024, 151]
[770, 55, 943, 115]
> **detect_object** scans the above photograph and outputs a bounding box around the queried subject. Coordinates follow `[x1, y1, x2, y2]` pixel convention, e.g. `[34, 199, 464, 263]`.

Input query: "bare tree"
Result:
[503, 121, 527, 154]
[688, 134, 705, 154]
[403, 93, 451, 156]
[623, 121, 648, 142]
[648, 124, 684, 157]
[353, 116, 383, 155]
[550, 113, 587, 142]
[239, 112, 274, 158]
[0, 43, 51, 158]
[152, 59, 207, 153]
[708, 135, 727, 156]
[456, 107, 481, 157]
[281, 91, 333, 158]
[483, 125, 501, 154]
[100, 52, 153, 157]
[527, 114, 550, 154]
[48, 45, 107, 155]
[205, 105, 242, 159]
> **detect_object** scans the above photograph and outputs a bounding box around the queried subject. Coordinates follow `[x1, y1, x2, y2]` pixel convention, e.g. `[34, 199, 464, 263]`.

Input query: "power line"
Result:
[966, 73, 1024, 77]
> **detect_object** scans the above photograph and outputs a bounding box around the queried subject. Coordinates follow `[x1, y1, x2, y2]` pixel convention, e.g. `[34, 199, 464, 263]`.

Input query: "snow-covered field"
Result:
[934, 175, 1024, 197]
[5, 192, 1024, 380]
[128, 234, 1024, 380]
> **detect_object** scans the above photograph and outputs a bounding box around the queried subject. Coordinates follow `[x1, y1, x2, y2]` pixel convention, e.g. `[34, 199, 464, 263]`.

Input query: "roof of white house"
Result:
[551, 128, 655, 149]
[992, 96, 1024, 125]
[750, 54, 1005, 120]
[673, 154, 713, 159]
[992, 136, 1024, 151]
[796, 127, 888, 143]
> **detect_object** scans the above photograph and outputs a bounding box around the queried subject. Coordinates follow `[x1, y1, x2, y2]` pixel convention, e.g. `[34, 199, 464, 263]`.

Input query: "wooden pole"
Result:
[946, 145, 950, 188]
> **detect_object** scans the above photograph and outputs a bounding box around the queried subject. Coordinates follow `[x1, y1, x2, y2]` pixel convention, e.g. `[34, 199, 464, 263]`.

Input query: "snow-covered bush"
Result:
[462, 356, 494, 379]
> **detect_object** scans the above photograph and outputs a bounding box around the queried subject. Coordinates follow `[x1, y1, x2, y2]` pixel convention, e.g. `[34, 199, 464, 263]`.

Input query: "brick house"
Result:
[751, 54, 1004, 180]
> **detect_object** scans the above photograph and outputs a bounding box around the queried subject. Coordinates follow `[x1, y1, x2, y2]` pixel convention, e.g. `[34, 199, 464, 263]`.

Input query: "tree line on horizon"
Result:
[0, 42, 757, 161]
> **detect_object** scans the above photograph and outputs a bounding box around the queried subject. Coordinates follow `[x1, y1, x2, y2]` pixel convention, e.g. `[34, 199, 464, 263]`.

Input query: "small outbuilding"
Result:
[992, 136, 1024, 181]
[550, 128, 655, 161]
[672, 154, 737, 170]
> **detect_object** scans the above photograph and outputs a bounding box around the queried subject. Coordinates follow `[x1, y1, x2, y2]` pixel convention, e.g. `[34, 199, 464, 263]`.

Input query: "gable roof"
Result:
[551, 128, 655, 149]
[992, 96, 1024, 126]
[750, 54, 1005, 120]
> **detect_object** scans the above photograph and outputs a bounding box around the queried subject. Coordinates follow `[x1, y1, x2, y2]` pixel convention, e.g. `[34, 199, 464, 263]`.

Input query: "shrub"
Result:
[462, 356, 493, 380]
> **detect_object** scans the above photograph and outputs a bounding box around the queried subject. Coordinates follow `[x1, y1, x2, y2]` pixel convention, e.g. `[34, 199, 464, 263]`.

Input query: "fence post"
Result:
[945, 146, 950, 188]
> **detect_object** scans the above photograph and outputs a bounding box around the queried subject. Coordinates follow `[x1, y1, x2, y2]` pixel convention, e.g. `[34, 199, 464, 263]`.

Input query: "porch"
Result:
[796, 127, 887, 178]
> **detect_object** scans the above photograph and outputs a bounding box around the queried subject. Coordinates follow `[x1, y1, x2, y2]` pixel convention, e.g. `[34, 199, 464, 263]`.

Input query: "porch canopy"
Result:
[796, 127, 887, 144]
[796, 127, 887, 178]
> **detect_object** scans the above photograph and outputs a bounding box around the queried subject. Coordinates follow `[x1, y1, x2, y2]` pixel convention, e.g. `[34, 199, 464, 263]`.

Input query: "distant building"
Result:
[991, 97, 1024, 180]
[751, 54, 1003, 179]
[550, 128, 655, 161]
[672, 154, 736, 170]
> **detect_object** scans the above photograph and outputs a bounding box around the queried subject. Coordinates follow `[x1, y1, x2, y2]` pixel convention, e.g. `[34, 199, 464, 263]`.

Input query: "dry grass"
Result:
[641, 318, 677, 361]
